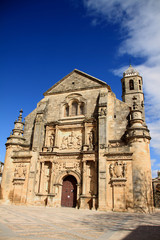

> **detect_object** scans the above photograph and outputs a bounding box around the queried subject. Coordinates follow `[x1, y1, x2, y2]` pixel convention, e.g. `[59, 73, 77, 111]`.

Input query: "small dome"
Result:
[123, 65, 139, 77]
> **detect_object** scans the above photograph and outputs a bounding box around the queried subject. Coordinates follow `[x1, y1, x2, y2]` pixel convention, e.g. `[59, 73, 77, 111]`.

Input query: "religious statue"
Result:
[50, 133, 55, 147]
[88, 131, 94, 150]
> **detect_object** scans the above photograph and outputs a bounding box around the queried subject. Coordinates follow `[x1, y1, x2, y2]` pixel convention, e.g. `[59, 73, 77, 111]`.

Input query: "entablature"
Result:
[105, 152, 133, 161]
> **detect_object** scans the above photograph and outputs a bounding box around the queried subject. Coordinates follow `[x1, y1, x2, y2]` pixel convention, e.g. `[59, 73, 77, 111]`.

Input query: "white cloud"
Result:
[151, 159, 156, 167]
[83, 0, 160, 155]
[152, 169, 159, 179]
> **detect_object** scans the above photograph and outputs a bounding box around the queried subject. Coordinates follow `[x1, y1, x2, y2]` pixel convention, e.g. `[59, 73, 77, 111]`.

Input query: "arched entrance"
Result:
[61, 175, 77, 207]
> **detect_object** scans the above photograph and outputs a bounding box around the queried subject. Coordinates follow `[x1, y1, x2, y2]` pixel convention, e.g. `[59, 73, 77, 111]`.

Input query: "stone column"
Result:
[54, 125, 59, 148]
[83, 122, 88, 151]
[49, 162, 54, 193]
[92, 195, 96, 210]
[76, 183, 80, 208]
[40, 162, 45, 193]
[37, 162, 42, 193]
[82, 161, 87, 195]
[69, 102, 71, 117]
[77, 103, 80, 115]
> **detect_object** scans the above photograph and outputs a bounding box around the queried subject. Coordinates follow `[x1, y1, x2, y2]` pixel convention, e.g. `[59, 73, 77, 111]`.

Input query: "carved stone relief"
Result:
[36, 114, 43, 123]
[100, 144, 105, 149]
[109, 161, 127, 179]
[60, 131, 82, 150]
[14, 164, 27, 179]
[100, 92, 106, 97]
[45, 126, 55, 146]
[133, 101, 138, 110]
[54, 161, 81, 173]
[108, 141, 124, 148]
[98, 107, 107, 116]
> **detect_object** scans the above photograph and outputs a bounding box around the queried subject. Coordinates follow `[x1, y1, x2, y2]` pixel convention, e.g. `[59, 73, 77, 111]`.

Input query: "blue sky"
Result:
[0, 0, 160, 177]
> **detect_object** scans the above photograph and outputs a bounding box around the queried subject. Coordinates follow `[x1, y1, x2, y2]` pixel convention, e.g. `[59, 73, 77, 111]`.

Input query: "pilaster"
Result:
[98, 90, 108, 210]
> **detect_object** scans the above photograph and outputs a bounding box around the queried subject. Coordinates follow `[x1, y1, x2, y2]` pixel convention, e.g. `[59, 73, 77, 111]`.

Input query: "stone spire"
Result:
[123, 64, 139, 77]
[6, 110, 25, 146]
[11, 109, 24, 137]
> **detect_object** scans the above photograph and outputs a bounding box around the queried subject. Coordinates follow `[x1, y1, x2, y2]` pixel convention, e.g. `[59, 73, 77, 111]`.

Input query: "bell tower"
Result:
[122, 66, 153, 212]
[121, 65, 145, 119]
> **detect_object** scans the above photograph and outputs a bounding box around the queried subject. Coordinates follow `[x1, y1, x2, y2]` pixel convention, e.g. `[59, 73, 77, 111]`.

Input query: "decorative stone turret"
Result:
[6, 109, 25, 146]
[126, 109, 151, 141]
[1, 109, 26, 203]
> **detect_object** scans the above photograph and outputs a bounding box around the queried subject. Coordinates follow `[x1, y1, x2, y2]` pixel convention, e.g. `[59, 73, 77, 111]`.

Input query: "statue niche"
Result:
[88, 131, 94, 150]
[42, 127, 56, 152]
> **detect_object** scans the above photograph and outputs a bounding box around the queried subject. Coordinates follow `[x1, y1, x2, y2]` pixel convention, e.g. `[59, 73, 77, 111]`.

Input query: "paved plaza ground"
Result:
[0, 205, 160, 240]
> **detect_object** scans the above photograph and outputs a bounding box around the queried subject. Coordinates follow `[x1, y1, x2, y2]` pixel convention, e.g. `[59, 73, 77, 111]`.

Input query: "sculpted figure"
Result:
[50, 133, 55, 147]
[109, 164, 114, 178]
[123, 163, 127, 178]
[89, 131, 94, 149]
[14, 167, 18, 178]
[61, 136, 68, 149]
[76, 135, 81, 149]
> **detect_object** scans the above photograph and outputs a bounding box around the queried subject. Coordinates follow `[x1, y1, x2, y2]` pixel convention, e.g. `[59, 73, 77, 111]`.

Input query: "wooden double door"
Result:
[61, 175, 77, 208]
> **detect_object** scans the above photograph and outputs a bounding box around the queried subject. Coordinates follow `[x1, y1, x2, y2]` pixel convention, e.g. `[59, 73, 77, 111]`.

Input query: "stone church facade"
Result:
[1, 66, 153, 212]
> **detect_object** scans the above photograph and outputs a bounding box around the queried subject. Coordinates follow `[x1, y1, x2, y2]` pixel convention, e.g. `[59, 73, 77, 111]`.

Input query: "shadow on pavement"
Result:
[122, 225, 160, 240]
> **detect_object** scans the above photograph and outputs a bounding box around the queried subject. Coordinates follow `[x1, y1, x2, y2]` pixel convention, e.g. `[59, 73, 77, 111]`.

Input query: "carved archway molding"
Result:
[56, 170, 81, 185]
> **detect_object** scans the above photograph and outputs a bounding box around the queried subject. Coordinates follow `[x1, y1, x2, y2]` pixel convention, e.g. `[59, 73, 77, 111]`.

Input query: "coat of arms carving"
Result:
[109, 161, 127, 179]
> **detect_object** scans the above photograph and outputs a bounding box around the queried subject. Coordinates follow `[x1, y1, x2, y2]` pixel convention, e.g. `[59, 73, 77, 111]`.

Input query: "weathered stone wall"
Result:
[107, 92, 130, 141]
[130, 139, 153, 212]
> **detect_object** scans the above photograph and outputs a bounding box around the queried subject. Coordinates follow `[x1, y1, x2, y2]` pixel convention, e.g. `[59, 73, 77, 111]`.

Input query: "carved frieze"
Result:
[108, 141, 124, 148]
[54, 161, 81, 173]
[106, 153, 132, 161]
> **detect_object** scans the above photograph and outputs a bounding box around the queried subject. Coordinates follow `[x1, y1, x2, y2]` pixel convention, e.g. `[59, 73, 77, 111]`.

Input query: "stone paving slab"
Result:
[0, 205, 160, 240]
